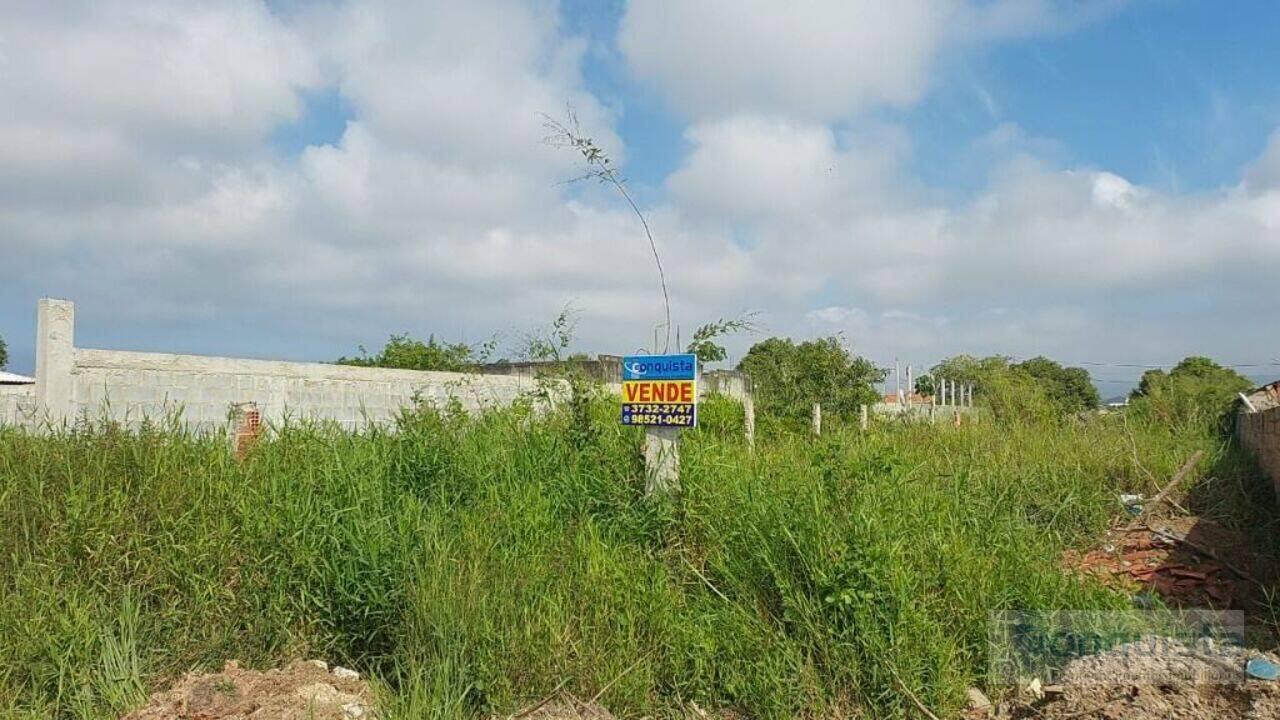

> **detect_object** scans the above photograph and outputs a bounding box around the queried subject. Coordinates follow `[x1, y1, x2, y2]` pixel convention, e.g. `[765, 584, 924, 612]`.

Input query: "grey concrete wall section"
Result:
[35, 298, 75, 423]
[7, 299, 757, 434]
[701, 370, 751, 402]
[0, 386, 36, 427]
[69, 349, 545, 431]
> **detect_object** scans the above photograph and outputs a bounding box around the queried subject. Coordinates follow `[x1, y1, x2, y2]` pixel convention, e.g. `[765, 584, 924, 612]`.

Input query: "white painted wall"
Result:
[8, 299, 555, 432]
[71, 349, 545, 430]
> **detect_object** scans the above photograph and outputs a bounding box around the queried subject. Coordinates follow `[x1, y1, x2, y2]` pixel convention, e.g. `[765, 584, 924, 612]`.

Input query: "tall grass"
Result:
[0, 397, 1263, 719]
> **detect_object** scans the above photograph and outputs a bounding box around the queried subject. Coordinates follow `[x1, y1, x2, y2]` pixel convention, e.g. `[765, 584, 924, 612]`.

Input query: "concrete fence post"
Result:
[643, 427, 680, 496]
[812, 402, 822, 436]
[860, 403, 869, 430]
[743, 393, 756, 451]
[35, 298, 75, 426]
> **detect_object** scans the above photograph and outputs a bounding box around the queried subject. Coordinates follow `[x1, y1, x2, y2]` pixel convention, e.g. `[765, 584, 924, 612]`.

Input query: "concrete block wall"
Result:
[16, 299, 550, 432]
[1237, 406, 1280, 498]
[0, 386, 36, 427]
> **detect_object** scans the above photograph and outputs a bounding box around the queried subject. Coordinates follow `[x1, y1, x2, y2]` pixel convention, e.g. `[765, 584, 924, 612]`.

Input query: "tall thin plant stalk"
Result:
[542, 108, 671, 353]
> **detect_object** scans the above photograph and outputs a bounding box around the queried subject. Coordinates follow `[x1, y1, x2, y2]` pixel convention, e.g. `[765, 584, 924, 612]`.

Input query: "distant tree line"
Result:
[335, 333, 477, 372]
[335, 326, 1255, 431]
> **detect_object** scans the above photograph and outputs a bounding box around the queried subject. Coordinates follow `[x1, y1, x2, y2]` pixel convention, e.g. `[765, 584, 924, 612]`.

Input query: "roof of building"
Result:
[0, 371, 35, 384]
[1243, 379, 1280, 412]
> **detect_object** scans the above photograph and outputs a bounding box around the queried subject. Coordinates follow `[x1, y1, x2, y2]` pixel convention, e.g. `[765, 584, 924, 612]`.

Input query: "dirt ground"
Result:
[1016, 502, 1280, 719]
[994, 639, 1280, 720]
[122, 660, 374, 720]
[1062, 515, 1279, 616]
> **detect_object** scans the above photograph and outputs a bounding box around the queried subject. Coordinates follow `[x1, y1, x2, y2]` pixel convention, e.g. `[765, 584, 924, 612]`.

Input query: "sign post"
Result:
[621, 353, 698, 496]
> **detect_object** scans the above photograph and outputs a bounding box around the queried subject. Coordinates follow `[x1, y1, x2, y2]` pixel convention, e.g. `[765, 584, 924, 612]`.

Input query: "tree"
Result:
[336, 333, 475, 372]
[685, 313, 759, 364]
[0, 334, 7, 369]
[1129, 356, 1252, 427]
[913, 373, 935, 397]
[930, 354, 1012, 391]
[737, 336, 883, 422]
[1012, 356, 1100, 413]
[931, 354, 1097, 420]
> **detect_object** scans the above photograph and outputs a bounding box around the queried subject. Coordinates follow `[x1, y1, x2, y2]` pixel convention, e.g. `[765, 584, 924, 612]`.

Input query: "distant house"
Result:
[0, 371, 34, 385]
[1242, 380, 1280, 412]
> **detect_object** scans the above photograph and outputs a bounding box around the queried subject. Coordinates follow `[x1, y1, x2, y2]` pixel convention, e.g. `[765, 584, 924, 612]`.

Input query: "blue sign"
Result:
[621, 353, 697, 381]
[620, 354, 699, 428]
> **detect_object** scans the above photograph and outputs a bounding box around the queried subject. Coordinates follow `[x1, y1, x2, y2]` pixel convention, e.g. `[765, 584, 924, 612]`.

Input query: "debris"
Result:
[1247, 657, 1280, 681]
[332, 666, 361, 681]
[1123, 451, 1203, 531]
[999, 639, 1280, 720]
[123, 659, 373, 720]
[1119, 494, 1144, 516]
[966, 686, 992, 715]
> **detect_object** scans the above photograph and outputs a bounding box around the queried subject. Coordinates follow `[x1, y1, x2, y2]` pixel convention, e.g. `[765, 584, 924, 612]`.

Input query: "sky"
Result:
[2, 1, 1279, 395]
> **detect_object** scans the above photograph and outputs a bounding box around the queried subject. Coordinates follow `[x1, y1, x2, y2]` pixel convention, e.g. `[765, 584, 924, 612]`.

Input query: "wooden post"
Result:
[644, 427, 680, 496]
[812, 402, 822, 436]
[860, 403, 869, 430]
[894, 359, 901, 406]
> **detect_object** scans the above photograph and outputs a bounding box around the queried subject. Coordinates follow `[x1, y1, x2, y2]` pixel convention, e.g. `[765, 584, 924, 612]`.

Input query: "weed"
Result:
[0, 401, 1265, 718]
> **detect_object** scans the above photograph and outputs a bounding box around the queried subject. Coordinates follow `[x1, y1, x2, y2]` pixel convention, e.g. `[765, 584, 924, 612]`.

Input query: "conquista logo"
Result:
[625, 357, 695, 377]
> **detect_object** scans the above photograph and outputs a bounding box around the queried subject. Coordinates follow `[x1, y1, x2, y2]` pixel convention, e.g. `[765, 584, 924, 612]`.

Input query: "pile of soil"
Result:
[122, 660, 374, 720]
[999, 639, 1280, 719]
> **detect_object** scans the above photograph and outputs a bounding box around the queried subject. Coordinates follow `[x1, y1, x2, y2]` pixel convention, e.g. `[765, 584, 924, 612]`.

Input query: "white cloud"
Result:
[619, 0, 1126, 121]
[0, 1, 318, 210]
[1, 0, 1277, 381]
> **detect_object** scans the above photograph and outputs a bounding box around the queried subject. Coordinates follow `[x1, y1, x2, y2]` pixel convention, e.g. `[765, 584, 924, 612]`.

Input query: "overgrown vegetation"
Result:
[335, 333, 482, 372]
[931, 355, 1099, 419]
[3, 385, 1263, 719]
[1129, 356, 1254, 429]
[737, 336, 884, 426]
[0, 333, 7, 369]
[685, 314, 759, 364]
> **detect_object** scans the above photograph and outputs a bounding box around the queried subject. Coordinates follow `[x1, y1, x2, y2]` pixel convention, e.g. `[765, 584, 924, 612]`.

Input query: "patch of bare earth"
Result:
[996, 639, 1280, 720]
[122, 660, 374, 720]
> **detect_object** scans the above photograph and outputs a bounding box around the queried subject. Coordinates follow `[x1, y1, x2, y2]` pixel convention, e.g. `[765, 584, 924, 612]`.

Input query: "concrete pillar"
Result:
[860, 403, 869, 430]
[743, 394, 756, 451]
[812, 402, 822, 436]
[644, 426, 680, 497]
[35, 298, 75, 425]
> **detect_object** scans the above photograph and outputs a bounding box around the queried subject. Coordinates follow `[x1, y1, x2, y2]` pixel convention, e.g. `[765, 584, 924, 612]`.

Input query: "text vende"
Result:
[622, 380, 695, 404]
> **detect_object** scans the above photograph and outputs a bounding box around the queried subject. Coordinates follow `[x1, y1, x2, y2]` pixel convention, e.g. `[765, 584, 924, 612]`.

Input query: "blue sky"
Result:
[3, 1, 1279, 392]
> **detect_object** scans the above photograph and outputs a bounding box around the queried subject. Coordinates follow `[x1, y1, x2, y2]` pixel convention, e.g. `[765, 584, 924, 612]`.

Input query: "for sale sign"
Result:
[620, 353, 698, 427]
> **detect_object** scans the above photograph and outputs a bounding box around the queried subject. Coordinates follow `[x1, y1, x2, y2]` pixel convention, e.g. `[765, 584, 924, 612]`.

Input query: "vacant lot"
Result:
[0, 398, 1270, 719]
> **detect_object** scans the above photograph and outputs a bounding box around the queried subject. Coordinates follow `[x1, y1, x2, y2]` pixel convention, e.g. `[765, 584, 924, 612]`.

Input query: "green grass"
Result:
[0, 397, 1265, 719]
